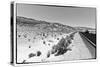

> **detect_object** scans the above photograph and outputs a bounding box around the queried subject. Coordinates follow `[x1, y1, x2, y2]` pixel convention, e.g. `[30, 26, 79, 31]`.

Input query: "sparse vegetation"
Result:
[47, 52, 50, 58]
[43, 41, 46, 44]
[37, 51, 41, 56]
[29, 53, 36, 58]
[17, 16, 93, 62]
[50, 34, 74, 56]
[23, 34, 27, 38]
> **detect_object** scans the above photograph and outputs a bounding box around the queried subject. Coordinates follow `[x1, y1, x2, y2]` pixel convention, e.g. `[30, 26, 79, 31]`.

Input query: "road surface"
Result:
[79, 32, 96, 58]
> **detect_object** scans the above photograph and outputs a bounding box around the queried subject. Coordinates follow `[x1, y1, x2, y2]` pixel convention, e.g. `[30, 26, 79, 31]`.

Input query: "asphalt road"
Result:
[79, 32, 96, 59]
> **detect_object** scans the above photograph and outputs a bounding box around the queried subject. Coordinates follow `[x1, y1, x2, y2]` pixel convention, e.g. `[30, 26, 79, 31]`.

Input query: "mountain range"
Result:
[17, 16, 96, 33]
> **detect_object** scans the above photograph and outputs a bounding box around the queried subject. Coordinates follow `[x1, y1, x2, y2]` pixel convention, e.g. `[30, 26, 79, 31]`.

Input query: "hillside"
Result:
[17, 16, 76, 33]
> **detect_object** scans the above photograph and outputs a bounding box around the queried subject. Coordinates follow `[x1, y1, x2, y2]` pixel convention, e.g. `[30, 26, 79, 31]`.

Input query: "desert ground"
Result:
[17, 16, 96, 63]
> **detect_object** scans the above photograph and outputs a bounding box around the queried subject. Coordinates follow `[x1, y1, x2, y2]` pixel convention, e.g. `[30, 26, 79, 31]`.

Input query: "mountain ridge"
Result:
[17, 16, 95, 33]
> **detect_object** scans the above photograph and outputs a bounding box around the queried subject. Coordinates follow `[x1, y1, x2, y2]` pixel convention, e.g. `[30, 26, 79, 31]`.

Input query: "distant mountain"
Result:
[74, 27, 96, 34]
[17, 16, 96, 34]
[75, 26, 95, 31]
[17, 16, 50, 26]
[17, 16, 76, 33]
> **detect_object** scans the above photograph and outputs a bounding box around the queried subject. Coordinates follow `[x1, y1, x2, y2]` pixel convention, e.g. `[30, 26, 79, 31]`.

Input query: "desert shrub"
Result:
[47, 52, 50, 58]
[23, 34, 27, 38]
[28, 53, 36, 58]
[37, 51, 41, 56]
[43, 41, 46, 44]
[51, 37, 72, 56]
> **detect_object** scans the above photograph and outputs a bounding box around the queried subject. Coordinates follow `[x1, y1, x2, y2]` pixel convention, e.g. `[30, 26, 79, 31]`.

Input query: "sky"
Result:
[16, 3, 96, 28]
